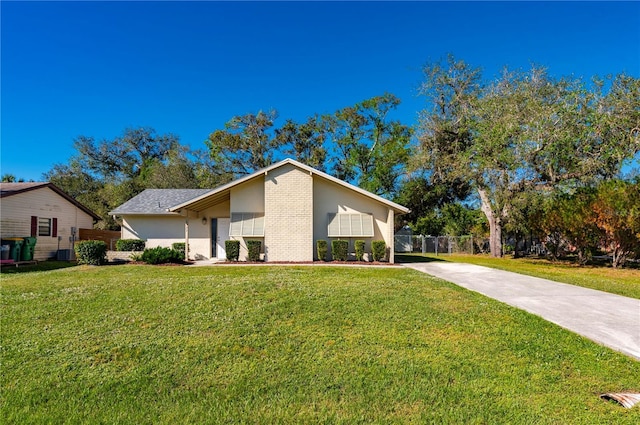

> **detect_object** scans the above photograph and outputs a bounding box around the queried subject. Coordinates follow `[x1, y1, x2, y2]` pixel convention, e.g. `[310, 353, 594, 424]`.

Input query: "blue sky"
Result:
[2, 1, 639, 182]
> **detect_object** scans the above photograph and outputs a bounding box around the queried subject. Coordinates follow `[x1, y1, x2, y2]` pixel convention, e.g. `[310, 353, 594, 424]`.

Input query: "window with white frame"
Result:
[230, 213, 265, 236]
[38, 217, 52, 236]
[327, 213, 374, 237]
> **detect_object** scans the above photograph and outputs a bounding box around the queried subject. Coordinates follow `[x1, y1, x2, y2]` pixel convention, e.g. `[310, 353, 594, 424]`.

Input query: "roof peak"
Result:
[0, 182, 101, 220]
[169, 158, 409, 214]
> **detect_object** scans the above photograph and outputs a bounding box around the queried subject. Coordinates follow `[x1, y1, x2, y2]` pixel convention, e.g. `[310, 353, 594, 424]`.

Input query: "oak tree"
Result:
[416, 55, 640, 257]
[205, 110, 282, 177]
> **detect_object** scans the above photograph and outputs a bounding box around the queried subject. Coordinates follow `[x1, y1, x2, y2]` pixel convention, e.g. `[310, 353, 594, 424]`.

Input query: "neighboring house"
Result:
[0, 182, 101, 260]
[110, 158, 409, 263]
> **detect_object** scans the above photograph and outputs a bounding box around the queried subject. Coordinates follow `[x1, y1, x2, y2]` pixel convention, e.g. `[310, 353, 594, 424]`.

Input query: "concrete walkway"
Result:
[404, 262, 640, 361]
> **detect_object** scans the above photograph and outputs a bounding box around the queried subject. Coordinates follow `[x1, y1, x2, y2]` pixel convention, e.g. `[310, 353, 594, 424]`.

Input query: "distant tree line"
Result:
[41, 55, 640, 266]
[44, 93, 413, 230]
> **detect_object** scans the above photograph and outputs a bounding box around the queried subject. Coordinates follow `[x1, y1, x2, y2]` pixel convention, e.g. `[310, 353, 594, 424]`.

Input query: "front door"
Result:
[212, 218, 230, 259]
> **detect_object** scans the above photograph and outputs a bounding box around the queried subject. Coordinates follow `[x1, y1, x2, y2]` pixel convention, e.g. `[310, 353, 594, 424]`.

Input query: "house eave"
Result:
[108, 211, 183, 217]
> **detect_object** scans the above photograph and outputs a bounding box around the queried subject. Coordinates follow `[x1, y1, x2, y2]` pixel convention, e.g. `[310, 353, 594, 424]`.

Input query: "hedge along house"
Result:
[110, 158, 409, 263]
[0, 182, 101, 260]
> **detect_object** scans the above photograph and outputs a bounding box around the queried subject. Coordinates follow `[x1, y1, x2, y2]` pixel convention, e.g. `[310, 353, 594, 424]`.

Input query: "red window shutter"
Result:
[52, 218, 58, 237]
[31, 216, 38, 237]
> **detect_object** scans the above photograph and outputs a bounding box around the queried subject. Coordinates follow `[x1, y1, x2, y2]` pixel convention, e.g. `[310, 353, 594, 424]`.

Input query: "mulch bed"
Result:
[111, 260, 399, 267]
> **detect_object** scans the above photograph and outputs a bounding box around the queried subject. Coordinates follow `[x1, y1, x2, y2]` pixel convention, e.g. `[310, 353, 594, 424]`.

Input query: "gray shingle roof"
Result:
[109, 189, 211, 215]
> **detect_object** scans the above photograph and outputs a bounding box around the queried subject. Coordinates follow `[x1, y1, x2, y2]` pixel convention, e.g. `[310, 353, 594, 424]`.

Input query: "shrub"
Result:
[116, 239, 146, 251]
[225, 240, 240, 261]
[372, 240, 386, 262]
[172, 242, 186, 258]
[316, 240, 328, 261]
[355, 240, 366, 261]
[75, 240, 107, 266]
[247, 240, 262, 262]
[140, 247, 182, 265]
[331, 240, 349, 262]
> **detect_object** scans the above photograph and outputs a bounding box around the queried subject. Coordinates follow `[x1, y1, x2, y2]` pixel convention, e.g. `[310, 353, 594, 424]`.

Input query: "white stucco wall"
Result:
[313, 177, 393, 261]
[198, 200, 231, 259]
[229, 177, 265, 260]
[0, 187, 94, 260]
[121, 215, 186, 249]
[230, 177, 265, 213]
[121, 200, 231, 260]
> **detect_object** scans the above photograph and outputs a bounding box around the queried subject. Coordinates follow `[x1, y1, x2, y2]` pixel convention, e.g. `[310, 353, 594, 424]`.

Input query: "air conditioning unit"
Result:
[57, 249, 73, 261]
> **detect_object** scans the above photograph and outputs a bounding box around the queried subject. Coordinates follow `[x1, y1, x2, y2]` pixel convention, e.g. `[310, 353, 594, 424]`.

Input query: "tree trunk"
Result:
[478, 188, 503, 257]
[611, 245, 628, 269]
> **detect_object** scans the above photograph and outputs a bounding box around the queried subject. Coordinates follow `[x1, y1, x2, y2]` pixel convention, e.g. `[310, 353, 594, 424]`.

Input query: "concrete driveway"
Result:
[404, 261, 640, 361]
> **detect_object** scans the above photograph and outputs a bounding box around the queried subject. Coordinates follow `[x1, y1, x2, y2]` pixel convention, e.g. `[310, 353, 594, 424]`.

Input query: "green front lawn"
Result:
[2, 265, 639, 423]
[397, 253, 640, 300]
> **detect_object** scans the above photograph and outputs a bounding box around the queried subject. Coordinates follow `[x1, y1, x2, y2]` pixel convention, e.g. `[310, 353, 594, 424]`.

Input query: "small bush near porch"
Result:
[225, 240, 240, 261]
[116, 239, 146, 251]
[247, 240, 262, 262]
[2, 266, 638, 424]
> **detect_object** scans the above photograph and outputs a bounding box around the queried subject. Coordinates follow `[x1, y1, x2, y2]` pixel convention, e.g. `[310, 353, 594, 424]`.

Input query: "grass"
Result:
[397, 253, 640, 300]
[2, 265, 639, 424]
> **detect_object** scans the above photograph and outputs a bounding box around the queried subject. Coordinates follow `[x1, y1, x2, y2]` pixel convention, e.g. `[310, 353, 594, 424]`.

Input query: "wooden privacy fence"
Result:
[79, 229, 121, 250]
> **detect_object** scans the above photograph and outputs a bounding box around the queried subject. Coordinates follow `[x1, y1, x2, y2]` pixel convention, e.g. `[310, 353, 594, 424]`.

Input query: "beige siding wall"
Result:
[230, 177, 265, 260]
[313, 177, 394, 262]
[0, 188, 94, 260]
[264, 164, 313, 261]
[120, 200, 230, 260]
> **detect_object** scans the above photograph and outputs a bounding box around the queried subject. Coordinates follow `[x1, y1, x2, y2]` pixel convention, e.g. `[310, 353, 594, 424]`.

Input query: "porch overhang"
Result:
[171, 190, 230, 214]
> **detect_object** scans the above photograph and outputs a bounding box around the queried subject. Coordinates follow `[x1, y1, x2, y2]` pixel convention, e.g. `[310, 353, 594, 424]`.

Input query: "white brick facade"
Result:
[264, 164, 313, 262]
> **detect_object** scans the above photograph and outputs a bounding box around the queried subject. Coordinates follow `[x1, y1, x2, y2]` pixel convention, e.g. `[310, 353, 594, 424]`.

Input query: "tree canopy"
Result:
[45, 128, 223, 229]
[322, 93, 412, 197]
[415, 54, 640, 257]
[205, 110, 282, 176]
[202, 94, 411, 198]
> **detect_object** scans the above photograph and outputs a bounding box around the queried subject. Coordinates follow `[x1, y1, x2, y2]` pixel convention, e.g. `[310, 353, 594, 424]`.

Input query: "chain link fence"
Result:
[394, 235, 474, 255]
[394, 234, 555, 256]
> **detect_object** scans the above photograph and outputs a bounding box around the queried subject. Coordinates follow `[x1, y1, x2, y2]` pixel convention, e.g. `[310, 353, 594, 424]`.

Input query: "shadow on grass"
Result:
[0, 260, 78, 275]
[395, 254, 448, 263]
